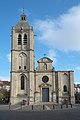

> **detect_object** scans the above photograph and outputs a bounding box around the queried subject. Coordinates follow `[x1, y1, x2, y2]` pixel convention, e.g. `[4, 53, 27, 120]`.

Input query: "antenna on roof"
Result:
[22, 7, 25, 14]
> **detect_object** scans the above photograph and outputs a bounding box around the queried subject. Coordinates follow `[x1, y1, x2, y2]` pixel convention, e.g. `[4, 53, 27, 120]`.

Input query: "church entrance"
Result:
[42, 88, 49, 102]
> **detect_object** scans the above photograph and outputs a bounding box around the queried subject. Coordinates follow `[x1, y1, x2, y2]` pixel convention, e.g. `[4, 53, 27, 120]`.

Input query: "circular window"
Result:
[42, 76, 49, 83]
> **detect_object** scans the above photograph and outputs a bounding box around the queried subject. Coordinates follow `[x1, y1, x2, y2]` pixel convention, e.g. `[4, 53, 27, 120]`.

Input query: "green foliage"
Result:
[75, 92, 80, 103]
[0, 88, 10, 104]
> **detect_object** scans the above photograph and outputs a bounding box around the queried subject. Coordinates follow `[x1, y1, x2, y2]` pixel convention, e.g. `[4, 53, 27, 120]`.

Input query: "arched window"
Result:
[24, 17, 25, 20]
[63, 85, 67, 92]
[21, 76, 25, 90]
[23, 34, 27, 45]
[19, 52, 27, 70]
[18, 34, 22, 45]
[21, 17, 25, 20]
[21, 17, 26, 20]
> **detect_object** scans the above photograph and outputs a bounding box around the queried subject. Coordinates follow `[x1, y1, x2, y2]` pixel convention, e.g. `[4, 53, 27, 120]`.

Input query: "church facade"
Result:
[10, 14, 75, 105]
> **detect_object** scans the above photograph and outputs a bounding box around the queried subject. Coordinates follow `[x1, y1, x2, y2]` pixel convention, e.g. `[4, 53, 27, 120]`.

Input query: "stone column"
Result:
[69, 71, 75, 104]
[29, 72, 34, 104]
[58, 72, 62, 104]
[52, 72, 56, 103]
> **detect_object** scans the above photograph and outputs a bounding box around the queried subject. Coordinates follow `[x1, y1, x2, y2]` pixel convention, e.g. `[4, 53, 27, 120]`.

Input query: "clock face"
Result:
[42, 76, 49, 83]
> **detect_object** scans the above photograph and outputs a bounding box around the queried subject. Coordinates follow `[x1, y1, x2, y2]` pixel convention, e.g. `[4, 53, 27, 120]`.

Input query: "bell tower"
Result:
[10, 13, 35, 105]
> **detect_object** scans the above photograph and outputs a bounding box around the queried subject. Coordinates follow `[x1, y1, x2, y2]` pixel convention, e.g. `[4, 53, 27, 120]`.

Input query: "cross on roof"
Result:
[22, 7, 24, 14]
[44, 54, 46, 57]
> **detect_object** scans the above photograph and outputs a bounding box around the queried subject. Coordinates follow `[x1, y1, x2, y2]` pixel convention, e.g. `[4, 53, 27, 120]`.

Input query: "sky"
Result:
[0, 0, 80, 83]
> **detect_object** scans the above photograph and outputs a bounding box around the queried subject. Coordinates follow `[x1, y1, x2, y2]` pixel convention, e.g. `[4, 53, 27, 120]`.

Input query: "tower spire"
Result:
[22, 7, 24, 14]
[44, 54, 46, 57]
[20, 7, 26, 21]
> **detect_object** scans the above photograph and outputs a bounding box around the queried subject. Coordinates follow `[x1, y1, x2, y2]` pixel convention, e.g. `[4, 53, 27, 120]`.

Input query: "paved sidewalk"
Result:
[0, 105, 9, 110]
[0, 104, 80, 111]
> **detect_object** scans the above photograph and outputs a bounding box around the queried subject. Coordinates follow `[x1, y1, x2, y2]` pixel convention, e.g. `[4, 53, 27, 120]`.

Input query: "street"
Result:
[0, 107, 80, 120]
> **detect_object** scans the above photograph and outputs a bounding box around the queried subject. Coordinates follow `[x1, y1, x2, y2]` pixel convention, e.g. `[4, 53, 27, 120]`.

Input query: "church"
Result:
[10, 13, 75, 105]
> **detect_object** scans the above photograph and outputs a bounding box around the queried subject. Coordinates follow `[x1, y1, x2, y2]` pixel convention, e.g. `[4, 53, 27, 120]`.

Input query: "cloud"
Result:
[7, 53, 11, 62]
[0, 76, 10, 81]
[75, 66, 80, 71]
[48, 49, 57, 64]
[75, 82, 80, 84]
[34, 5, 80, 51]
[63, 64, 80, 71]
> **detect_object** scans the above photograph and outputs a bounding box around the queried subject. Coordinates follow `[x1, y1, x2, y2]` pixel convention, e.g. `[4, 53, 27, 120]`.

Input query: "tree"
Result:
[0, 88, 10, 104]
[75, 92, 80, 103]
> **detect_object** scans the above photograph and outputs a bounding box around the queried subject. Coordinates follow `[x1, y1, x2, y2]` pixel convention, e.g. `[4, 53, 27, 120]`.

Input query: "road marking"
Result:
[13, 106, 21, 110]
[45, 105, 51, 110]
[12, 105, 28, 110]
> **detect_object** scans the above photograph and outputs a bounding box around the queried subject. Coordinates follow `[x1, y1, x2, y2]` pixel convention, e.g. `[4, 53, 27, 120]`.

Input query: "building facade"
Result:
[10, 14, 75, 105]
[0, 80, 10, 91]
[74, 84, 80, 93]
